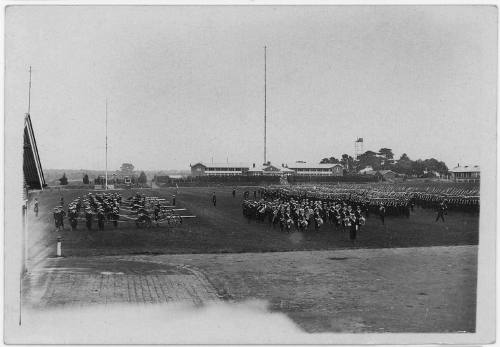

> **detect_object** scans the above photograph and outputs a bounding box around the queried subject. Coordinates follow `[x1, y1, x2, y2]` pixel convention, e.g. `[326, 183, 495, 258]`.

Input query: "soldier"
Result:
[436, 200, 447, 222]
[97, 209, 105, 231]
[172, 194, 176, 206]
[212, 192, 217, 207]
[57, 206, 66, 231]
[110, 207, 119, 228]
[53, 208, 60, 231]
[34, 198, 39, 217]
[232, 188, 236, 198]
[85, 209, 93, 231]
[349, 213, 358, 243]
[68, 207, 78, 230]
[153, 203, 161, 227]
[379, 203, 386, 225]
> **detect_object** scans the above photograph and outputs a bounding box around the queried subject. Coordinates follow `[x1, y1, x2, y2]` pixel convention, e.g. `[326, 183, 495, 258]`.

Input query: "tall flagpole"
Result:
[27, 66, 32, 115]
[264, 46, 267, 165]
[105, 99, 108, 190]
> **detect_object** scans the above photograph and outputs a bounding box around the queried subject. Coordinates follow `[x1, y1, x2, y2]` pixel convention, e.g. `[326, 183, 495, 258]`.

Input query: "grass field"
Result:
[28, 186, 478, 258]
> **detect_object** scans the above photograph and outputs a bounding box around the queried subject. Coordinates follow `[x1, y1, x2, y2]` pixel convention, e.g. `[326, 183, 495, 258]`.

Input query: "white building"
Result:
[449, 165, 480, 183]
[190, 161, 344, 177]
[286, 162, 344, 176]
[190, 162, 250, 176]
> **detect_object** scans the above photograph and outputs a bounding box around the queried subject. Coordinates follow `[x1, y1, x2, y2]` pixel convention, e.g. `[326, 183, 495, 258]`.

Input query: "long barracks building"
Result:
[190, 161, 344, 177]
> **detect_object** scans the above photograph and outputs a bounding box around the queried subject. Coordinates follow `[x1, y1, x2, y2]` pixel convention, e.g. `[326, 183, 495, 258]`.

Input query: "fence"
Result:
[287, 175, 378, 184]
[156, 174, 379, 187]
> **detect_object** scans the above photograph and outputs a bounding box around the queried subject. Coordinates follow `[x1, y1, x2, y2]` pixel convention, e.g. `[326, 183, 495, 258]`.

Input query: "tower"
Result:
[354, 137, 364, 160]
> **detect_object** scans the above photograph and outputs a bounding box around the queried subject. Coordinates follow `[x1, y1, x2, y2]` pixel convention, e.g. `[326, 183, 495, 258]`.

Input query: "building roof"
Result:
[287, 162, 343, 169]
[192, 162, 250, 169]
[378, 170, 396, 175]
[450, 165, 480, 173]
[23, 114, 46, 190]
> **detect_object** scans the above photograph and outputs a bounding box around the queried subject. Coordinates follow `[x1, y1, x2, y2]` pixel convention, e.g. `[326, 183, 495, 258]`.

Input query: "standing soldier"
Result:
[379, 203, 386, 225]
[53, 208, 60, 231]
[60, 196, 64, 207]
[172, 194, 176, 206]
[111, 207, 119, 228]
[97, 209, 105, 231]
[153, 203, 161, 227]
[68, 207, 78, 231]
[34, 198, 39, 217]
[212, 192, 217, 207]
[436, 200, 447, 222]
[85, 209, 93, 231]
[232, 188, 236, 198]
[58, 206, 66, 231]
[349, 212, 358, 243]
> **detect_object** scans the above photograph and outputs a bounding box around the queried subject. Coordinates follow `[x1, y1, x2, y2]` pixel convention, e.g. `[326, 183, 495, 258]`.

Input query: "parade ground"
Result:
[23, 186, 479, 334]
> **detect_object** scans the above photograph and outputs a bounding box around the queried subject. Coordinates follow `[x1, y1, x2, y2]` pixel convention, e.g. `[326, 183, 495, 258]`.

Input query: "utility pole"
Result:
[105, 99, 108, 190]
[264, 46, 267, 165]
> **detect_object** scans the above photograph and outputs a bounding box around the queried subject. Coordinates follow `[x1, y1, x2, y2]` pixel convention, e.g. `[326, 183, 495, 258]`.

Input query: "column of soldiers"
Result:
[262, 184, 479, 214]
[53, 192, 122, 232]
[242, 196, 367, 241]
[242, 184, 480, 233]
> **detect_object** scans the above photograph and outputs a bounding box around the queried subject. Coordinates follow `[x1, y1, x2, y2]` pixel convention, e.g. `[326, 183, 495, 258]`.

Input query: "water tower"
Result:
[354, 137, 364, 160]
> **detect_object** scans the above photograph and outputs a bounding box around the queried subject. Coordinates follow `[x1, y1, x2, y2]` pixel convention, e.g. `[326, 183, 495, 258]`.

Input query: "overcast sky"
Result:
[5, 5, 497, 171]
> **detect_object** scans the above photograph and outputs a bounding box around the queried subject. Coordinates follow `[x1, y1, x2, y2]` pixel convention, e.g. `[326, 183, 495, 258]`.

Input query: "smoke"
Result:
[6, 300, 338, 344]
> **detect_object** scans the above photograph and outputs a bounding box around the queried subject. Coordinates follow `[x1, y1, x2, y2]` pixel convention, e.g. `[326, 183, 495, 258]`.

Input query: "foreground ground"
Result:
[23, 246, 477, 333]
[22, 186, 479, 334]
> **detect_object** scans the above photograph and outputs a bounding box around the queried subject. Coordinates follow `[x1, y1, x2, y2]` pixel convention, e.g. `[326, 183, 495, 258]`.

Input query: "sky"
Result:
[5, 5, 497, 171]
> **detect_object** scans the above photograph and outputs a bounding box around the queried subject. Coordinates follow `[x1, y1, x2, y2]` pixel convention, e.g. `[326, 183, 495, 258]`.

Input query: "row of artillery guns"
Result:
[119, 194, 196, 228]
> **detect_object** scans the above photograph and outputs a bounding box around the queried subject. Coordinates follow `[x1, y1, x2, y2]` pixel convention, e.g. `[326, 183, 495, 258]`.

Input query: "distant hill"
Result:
[43, 169, 191, 184]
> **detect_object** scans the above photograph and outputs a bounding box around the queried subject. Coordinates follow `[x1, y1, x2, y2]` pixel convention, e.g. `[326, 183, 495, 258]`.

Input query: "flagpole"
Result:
[105, 99, 108, 190]
[264, 46, 267, 165]
[27, 66, 32, 115]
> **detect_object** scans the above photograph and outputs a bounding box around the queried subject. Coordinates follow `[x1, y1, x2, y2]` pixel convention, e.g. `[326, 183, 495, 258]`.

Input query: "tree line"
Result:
[320, 148, 449, 177]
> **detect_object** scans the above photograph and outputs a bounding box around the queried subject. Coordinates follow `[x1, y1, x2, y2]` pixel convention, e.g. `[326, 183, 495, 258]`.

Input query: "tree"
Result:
[138, 171, 147, 184]
[357, 151, 382, 171]
[59, 173, 68, 185]
[83, 174, 89, 184]
[399, 153, 410, 161]
[411, 159, 426, 176]
[378, 148, 395, 169]
[378, 148, 394, 160]
[120, 163, 135, 174]
[340, 154, 356, 172]
[394, 153, 412, 175]
[422, 158, 449, 176]
[320, 156, 340, 164]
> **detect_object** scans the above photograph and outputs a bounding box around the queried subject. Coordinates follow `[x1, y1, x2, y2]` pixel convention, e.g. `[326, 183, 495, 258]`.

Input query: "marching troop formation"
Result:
[242, 197, 367, 241]
[242, 183, 480, 238]
[51, 192, 190, 231]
